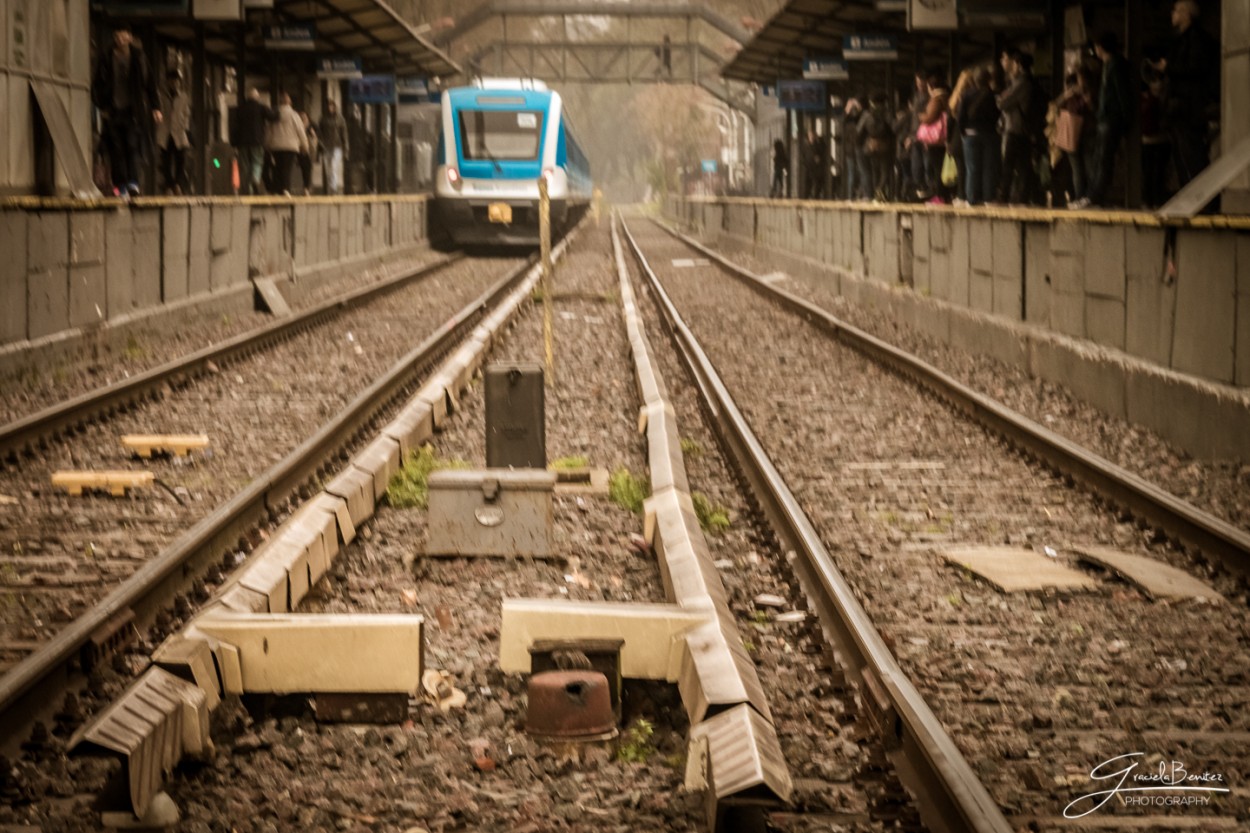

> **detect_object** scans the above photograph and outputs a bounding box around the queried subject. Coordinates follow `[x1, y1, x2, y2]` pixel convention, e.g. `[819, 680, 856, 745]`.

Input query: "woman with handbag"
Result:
[1055, 71, 1093, 205]
[916, 73, 950, 203]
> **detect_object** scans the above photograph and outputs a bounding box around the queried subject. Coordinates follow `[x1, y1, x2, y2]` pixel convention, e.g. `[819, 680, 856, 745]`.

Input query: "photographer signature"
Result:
[1064, 753, 1229, 818]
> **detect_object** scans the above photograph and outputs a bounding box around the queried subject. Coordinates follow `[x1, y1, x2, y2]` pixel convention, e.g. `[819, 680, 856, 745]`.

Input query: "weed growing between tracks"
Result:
[609, 467, 649, 514]
[690, 491, 730, 535]
[385, 444, 469, 509]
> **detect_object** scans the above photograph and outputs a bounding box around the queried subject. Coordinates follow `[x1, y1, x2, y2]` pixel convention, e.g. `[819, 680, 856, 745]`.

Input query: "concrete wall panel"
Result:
[131, 210, 162, 309]
[68, 212, 106, 328]
[992, 221, 1022, 320]
[1236, 234, 1250, 387]
[969, 219, 994, 312]
[1024, 224, 1050, 326]
[912, 214, 931, 294]
[27, 213, 70, 339]
[1084, 225, 1127, 300]
[105, 212, 135, 318]
[947, 216, 971, 307]
[1124, 227, 1172, 365]
[1172, 230, 1236, 383]
[188, 206, 211, 296]
[1049, 222, 1085, 338]
[0, 211, 28, 342]
[162, 207, 190, 302]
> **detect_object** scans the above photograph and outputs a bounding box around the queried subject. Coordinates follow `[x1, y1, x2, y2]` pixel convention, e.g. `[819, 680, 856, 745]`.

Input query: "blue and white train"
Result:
[433, 79, 593, 247]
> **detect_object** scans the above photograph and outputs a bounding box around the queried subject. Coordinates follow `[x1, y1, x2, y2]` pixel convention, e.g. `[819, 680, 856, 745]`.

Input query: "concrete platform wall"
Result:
[0, 196, 432, 356]
[665, 197, 1250, 462]
[0, 196, 433, 382]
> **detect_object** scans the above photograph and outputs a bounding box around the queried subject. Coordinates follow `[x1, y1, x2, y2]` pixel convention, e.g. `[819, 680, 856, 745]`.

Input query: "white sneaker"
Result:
[1068, 197, 1091, 210]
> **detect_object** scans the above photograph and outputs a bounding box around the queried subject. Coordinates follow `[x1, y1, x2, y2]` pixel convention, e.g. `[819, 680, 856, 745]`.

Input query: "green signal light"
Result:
[213, 158, 221, 169]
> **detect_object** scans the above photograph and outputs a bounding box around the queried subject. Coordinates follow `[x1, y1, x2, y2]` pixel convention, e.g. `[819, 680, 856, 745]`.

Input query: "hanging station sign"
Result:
[803, 57, 849, 81]
[397, 77, 431, 104]
[907, 0, 958, 31]
[317, 56, 363, 80]
[842, 34, 898, 61]
[777, 80, 827, 112]
[94, 0, 190, 14]
[264, 23, 316, 50]
[960, 0, 1048, 29]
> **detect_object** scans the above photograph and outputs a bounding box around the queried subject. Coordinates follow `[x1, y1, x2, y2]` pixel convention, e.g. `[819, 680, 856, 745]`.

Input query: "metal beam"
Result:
[440, 0, 751, 47]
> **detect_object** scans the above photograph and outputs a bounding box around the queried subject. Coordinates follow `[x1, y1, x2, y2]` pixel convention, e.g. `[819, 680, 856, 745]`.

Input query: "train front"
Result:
[434, 86, 567, 247]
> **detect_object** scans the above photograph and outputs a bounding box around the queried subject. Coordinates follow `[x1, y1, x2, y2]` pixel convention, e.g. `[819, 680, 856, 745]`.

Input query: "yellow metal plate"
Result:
[487, 203, 512, 224]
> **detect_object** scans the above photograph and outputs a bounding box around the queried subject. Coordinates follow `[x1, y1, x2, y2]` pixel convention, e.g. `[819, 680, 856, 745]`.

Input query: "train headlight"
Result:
[541, 167, 554, 183]
[447, 167, 461, 188]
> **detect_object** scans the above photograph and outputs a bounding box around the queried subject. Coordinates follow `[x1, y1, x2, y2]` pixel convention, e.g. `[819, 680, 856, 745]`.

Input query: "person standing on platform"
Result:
[234, 88, 275, 195]
[298, 111, 318, 195]
[1140, 62, 1172, 208]
[320, 99, 349, 195]
[996, 50, 1034, 205]
[904, 72, 928, 200]
[957, 67, 1001, 206]
[157, 69, 191, 195]
[267, 92, 308, 196]
[1080, 33, 1132, 209]
[917, 73, 950, 203]
[1155, 0, 1219, 188]
[92, 24, 162, 197]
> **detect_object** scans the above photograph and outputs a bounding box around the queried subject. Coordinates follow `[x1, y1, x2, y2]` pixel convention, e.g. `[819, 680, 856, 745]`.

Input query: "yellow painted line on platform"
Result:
[121, 434, 211, 459]
[51, 470, 156, 497]
[689, 196, 1250, 231]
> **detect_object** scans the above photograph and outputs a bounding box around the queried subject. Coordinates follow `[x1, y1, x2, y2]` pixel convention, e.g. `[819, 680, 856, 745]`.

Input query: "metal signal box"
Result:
[485, 363, 545, 468]
[426, 468, 556, 558]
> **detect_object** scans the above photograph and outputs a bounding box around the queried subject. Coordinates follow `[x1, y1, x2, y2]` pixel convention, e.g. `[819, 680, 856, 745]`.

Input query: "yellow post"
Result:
[539, 176, 555, 381]
[592, 187, 603, 227]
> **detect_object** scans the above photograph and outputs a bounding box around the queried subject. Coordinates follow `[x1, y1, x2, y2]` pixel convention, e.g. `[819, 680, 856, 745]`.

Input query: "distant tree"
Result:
[631, 84, 720, 195]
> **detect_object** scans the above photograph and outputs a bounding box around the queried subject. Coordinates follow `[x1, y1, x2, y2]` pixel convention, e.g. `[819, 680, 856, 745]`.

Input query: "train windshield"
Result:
[458, 109, 544, 161]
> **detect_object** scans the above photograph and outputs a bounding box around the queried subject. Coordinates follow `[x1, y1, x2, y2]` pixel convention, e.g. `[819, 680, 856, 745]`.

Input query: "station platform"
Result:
[0, 194, 431, 377]
[664, 196, 1250, 463]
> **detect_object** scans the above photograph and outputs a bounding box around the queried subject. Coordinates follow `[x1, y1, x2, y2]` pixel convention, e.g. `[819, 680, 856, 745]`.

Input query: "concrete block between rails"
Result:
[678, 618, 774, 726]
[325, 465, 376, 531]
[351, 434, 402, 504]
[382, 400, 436, 458]
[193, 612, 425, 695]
[644, 401, 690, 496]
[67, 666, 211, 819]
[499, 598, 711, 681]
[686, 702, 794, 831]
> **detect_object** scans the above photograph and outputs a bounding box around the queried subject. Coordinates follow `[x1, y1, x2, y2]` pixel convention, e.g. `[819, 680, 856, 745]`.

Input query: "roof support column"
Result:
[193, 20, 209, 195]
[1124, 0, 1144, 208]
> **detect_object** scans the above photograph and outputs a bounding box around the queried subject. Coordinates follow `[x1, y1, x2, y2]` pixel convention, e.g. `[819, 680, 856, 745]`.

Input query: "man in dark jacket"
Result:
[319, 99, 349, 195]
[1081, 32, 1132, 208]
[233, 88, 276, 195]
[996, 50, 1035, 204]
[1158, 0, 1219, 186]
[92, 25, 161, 196]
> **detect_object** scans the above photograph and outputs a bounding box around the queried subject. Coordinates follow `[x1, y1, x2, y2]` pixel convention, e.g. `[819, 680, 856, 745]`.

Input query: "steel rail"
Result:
[652, 218, 1250, 579]
[0, 252, 540, 750]
[619, 216, 1012, 833]
[1, 252, 464, 463]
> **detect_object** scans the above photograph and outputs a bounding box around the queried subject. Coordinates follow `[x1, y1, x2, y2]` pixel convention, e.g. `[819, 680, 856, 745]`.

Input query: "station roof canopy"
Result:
[271, 0, 460, 77]
[721, 0, 912, 85]
[140, 0, 460, 78]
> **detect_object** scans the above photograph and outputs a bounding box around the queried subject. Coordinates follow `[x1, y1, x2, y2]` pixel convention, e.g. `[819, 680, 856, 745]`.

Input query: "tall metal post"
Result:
[193, 21, 209, 194]
[538, 176, 555, 380]
[1124, 0, 1144, 208]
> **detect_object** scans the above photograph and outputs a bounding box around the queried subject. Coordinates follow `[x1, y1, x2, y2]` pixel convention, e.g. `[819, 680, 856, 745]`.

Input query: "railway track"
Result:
[3, 211, 1245, 832]
[619, 213, 1249, 830]
[0, 250, 535, 751]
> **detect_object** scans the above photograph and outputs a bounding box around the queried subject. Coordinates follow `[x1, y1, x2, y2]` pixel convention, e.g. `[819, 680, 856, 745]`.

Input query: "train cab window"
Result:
[458, 110, 544, 161]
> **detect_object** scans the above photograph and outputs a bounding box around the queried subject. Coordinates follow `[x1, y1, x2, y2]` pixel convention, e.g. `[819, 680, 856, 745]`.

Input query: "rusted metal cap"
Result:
[525, 670, 616, 741]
